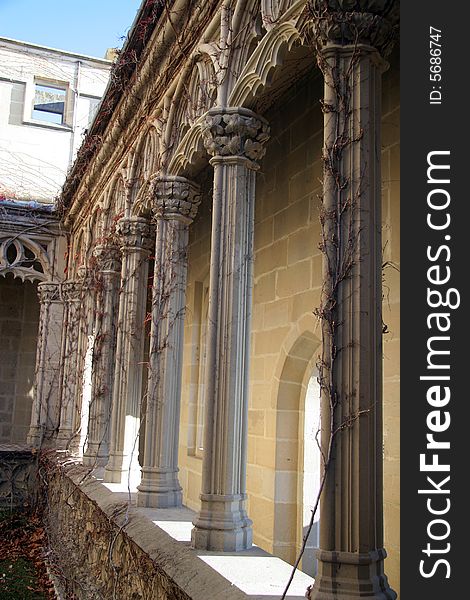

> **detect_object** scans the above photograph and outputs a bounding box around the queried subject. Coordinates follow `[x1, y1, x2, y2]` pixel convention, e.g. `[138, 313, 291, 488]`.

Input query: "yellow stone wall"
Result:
[0, 275, 40, 443]
[179, 54, 400, 594]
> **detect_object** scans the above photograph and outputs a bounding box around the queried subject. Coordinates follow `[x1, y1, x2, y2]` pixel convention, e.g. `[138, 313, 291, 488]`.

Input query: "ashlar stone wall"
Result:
[0, 274, 39, 443]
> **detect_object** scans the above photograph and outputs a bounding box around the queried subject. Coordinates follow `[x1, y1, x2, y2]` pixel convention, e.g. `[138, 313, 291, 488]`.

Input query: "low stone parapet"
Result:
[40, 452, 313, 599]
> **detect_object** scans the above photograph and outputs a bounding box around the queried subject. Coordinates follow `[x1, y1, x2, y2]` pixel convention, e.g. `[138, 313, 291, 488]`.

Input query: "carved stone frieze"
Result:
[202, 108, 270, 162]
[151, 176, 201, 223]
[304, 0, 399, 56]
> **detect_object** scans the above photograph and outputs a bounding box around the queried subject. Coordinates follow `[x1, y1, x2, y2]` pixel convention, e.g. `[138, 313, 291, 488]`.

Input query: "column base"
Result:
[83, 442, 109, 469]
[191, 493, 253, 551]
[103, 451, 125, 483]
[308, 549, 397, 600]
[104, 451, 141, 487]
[28, 426, 56, 448]
[27, 426, 44, 448]
[137, 468, 182, 508]
[56, 428, 74, 449]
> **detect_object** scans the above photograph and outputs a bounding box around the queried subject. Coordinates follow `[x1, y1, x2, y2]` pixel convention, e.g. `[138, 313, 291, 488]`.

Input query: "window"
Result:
[32, 82, 66, 125]
[87, 96, 100, 128]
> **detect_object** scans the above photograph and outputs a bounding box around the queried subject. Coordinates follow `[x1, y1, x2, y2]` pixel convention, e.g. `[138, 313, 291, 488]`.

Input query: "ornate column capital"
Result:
[150, 176, 201, 224]
[37, 281, 61, 304]
[61, 280, 81, 303]
[202, 107, 270, 164]
[303, 0, 399, 57]
[116, 216, 152, 252]
[92, 244, 121, 273]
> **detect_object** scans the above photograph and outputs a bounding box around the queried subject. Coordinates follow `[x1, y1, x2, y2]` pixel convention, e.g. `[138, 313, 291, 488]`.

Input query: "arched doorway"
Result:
[272, 330, 321, 575]
[301, 370, 321, 576]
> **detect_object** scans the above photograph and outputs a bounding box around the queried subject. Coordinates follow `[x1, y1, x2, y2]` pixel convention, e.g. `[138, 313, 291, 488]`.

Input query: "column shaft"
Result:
[104, 217, 151, 485]
[83, 245, 121, 472]
[192, 107, 269, 551]
[27, 282, 63, 446]
[305, 3, 398, 597]
[138, 177, 200, 507]
[56, 281, 81, 448]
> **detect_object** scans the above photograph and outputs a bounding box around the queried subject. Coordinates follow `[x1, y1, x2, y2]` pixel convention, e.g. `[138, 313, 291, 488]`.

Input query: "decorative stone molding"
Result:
[202, 108, 270, 162]
[116, 216, 152, 251]
[150, 176, 201, 223]
[303, 0, 399, 56]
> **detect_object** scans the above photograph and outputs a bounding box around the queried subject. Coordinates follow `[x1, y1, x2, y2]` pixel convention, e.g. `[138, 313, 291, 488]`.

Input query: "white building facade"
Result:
[0, 37, 111, 444]
[0, 36, 111, 203]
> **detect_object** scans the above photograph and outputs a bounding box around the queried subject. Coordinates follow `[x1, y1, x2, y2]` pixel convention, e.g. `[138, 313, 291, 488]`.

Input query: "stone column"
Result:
[305, 3, 397, 599]
[70, 268, 94, 454]
[104, 217, 151, 485]
[82, 244, 121, 473]
[27, 281, 64, 446]
[137, 177, 200, 508]
[191, 108, 269, 551]
[56, 280, 81, 448]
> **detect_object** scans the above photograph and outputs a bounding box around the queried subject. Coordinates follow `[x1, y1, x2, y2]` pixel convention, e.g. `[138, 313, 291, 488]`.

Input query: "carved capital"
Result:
[116, 216, 152, 251]
[61, 280, 81, 303]
[202, 108, 270, 163]
[304, 0, 399, 57]
[92, 244, 121, 273]
[151, 176, 201, 223]
[37, 281, 61, 304]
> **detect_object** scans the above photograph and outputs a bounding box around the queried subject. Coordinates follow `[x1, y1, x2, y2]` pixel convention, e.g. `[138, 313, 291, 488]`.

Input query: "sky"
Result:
[0, 0, 143, 58]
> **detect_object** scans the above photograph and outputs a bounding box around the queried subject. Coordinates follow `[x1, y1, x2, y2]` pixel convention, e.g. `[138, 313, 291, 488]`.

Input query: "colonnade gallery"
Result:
[4, 1, 400, 597]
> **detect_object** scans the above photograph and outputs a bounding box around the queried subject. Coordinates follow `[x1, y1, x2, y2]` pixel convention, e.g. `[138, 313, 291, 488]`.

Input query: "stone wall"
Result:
[41, 455, 251, 600]
[0, 274, 39, 443]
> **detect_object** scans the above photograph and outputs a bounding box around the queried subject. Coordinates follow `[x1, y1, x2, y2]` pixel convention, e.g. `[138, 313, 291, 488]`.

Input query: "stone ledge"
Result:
[43, 453, 313, 599]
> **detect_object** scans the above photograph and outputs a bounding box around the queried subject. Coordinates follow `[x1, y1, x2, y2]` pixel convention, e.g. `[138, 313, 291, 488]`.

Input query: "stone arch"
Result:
[272, 328, 320, 564]
[229, 20, 302, 107]
[171, 57, 217, 149]
[128, 126, 160, 214]
[261, 0, 302, 30]
[0, 235, 52, 282]
[167, 120, 208, 178]
[166, 53, 217, 178]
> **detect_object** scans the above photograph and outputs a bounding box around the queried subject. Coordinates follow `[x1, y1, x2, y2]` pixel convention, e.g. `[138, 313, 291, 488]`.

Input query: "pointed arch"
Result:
[165, 54, 217, 171]
[229, 20, 302, 107]
[0, 235, 52, 282]
[271, 329, 321, 565]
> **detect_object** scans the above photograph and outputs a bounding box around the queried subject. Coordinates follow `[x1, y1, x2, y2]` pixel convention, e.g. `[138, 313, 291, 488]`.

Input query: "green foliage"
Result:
[0, 557, 46, 599]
